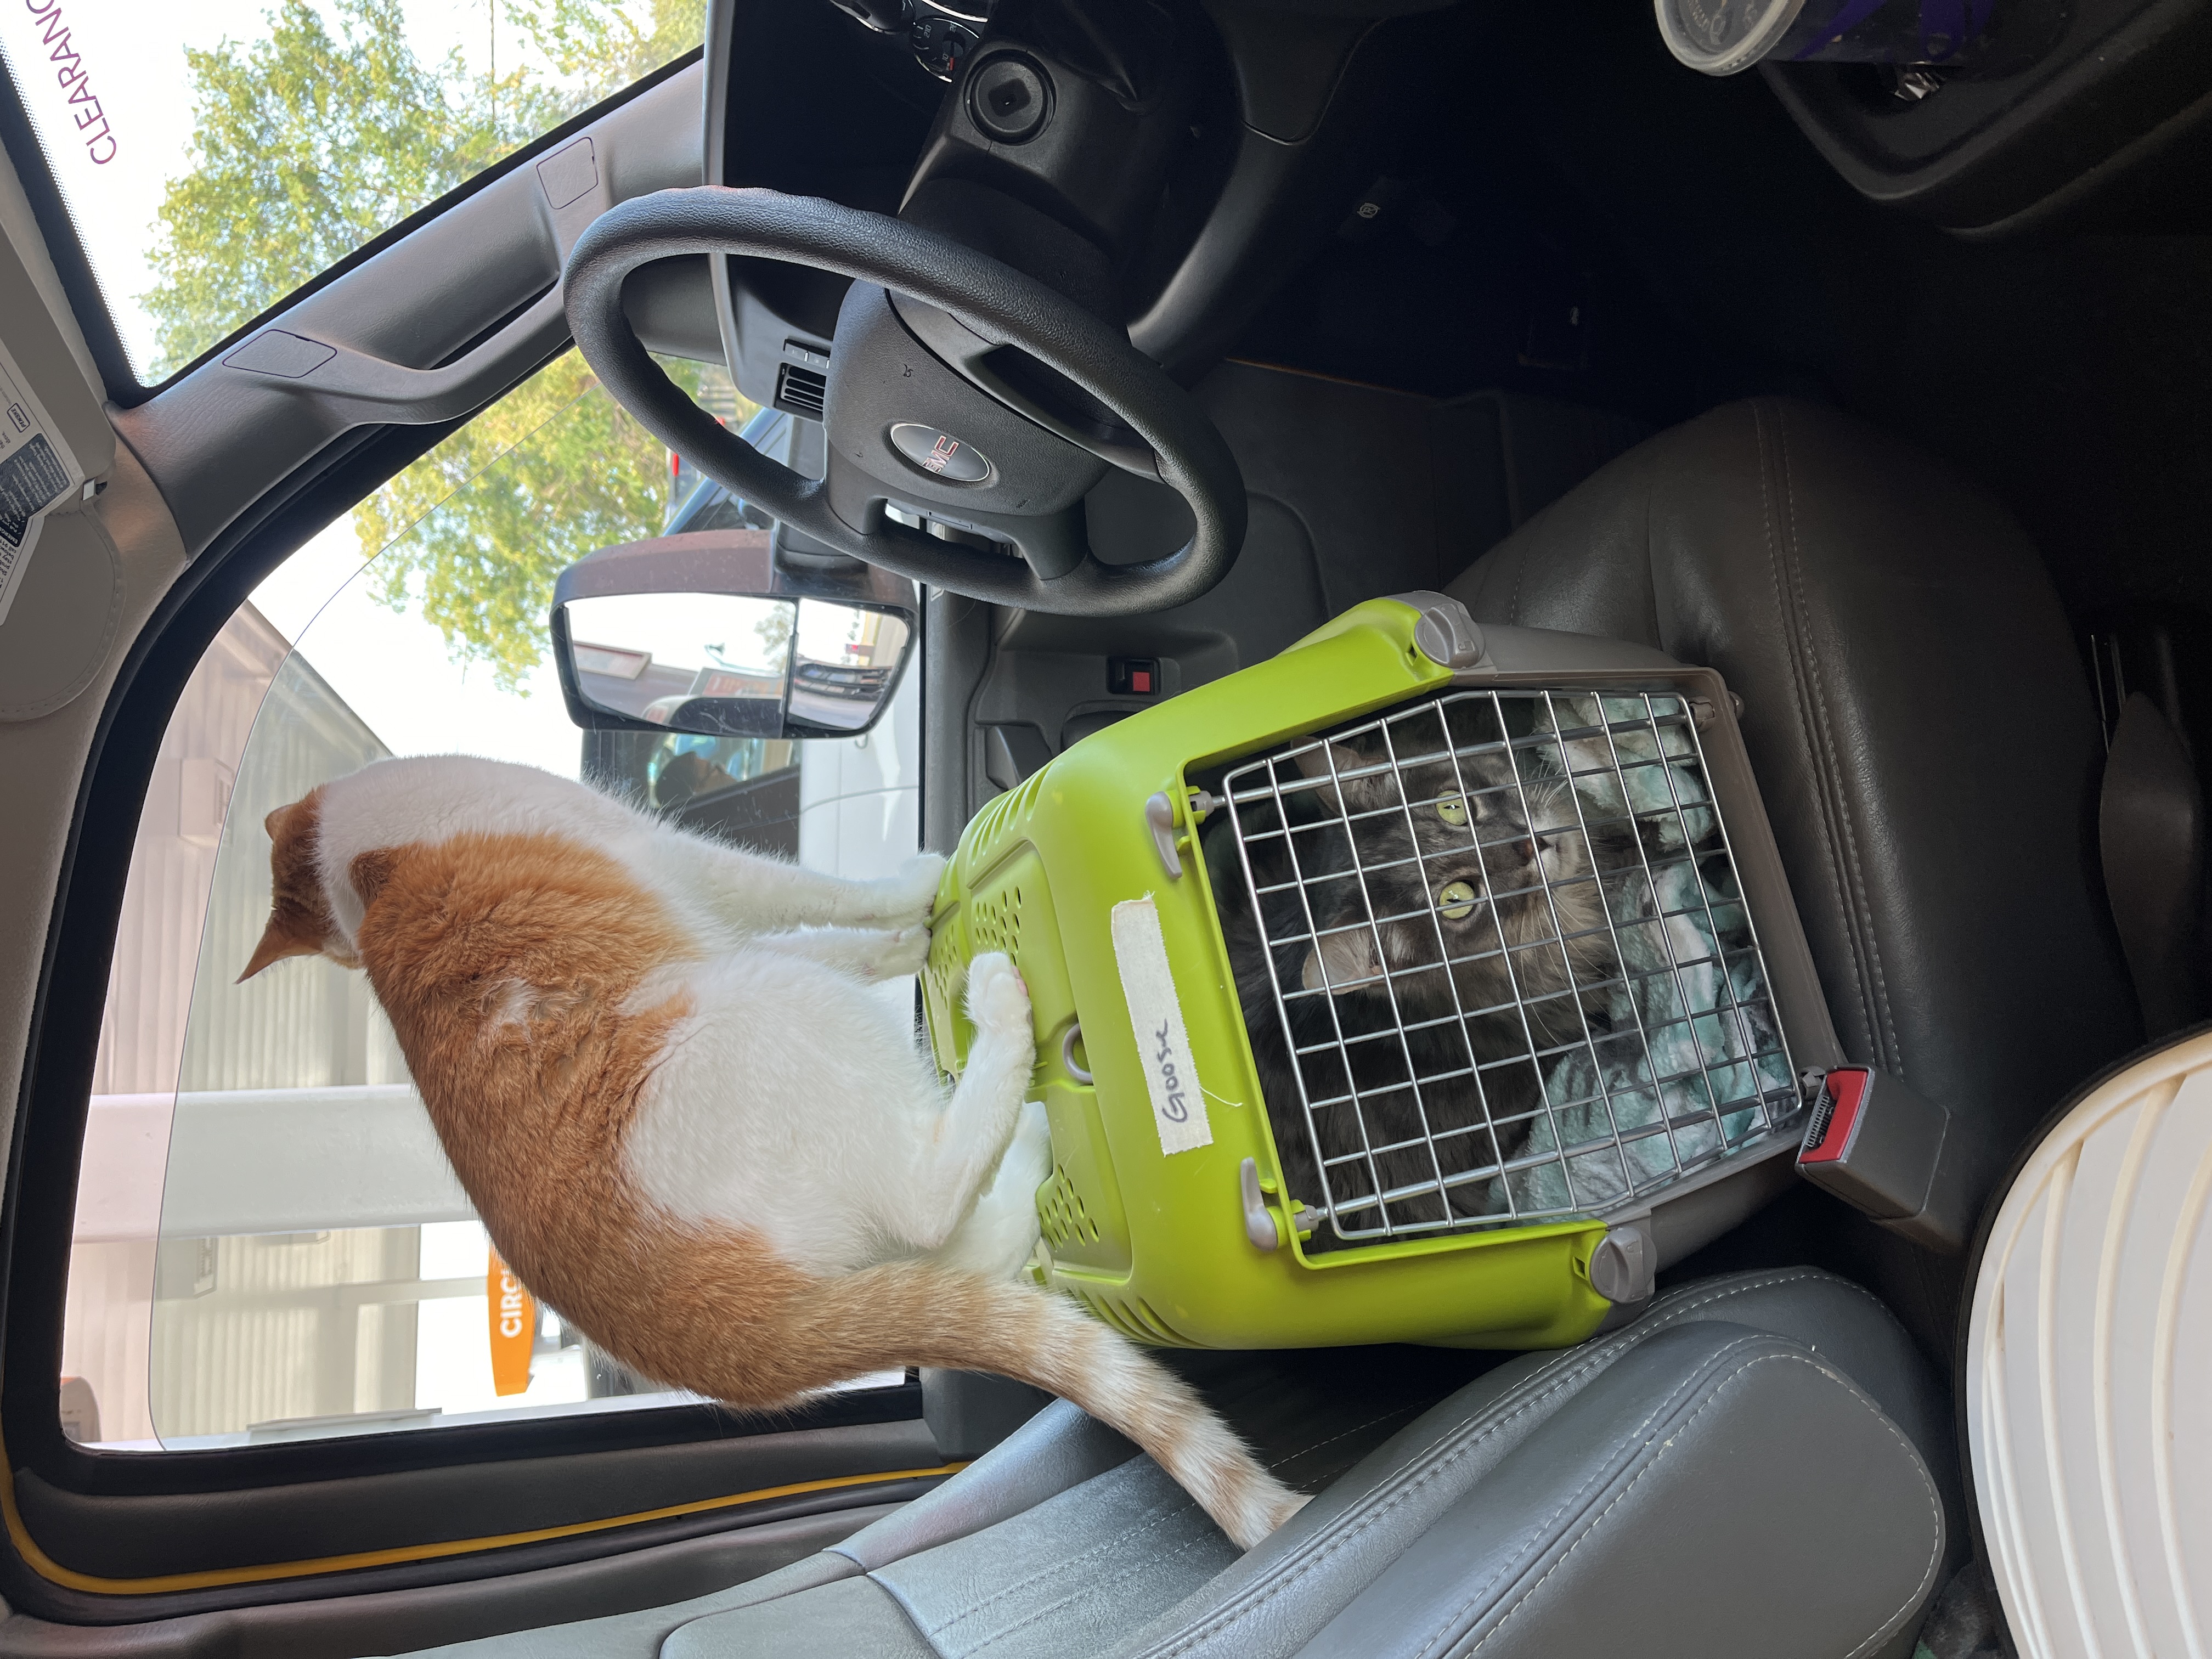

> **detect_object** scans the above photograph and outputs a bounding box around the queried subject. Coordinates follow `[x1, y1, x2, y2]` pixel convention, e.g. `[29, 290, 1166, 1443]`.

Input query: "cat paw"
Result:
[1004, 1097, 1053, 1192]
[867, 853, 947, 928]
[965, 952, 1032, 1045]
[878, 923, 933, 978]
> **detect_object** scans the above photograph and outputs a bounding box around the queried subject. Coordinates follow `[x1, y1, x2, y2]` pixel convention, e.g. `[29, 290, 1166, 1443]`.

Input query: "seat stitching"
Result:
[1149, 1274, 1870, 1656]
[1146, 1379, 1603, 1659]
[1392, 1333, 1776, 1659]
[1447, 1353, 1942, 1659]
[1267, 1403, 1427, 1472]
[1772, 406, 1900, 1070]
[1751, 398, 1874, 1062]
[1398, 1264, 1911, 1458]
[956, 1528, 1227, 1655]
[1143, 1269, 1906, 1657]
[1641, 469, 1660, 645]
[920, 1492, 1194, 1631]
[926, 1400, 1432, 1634]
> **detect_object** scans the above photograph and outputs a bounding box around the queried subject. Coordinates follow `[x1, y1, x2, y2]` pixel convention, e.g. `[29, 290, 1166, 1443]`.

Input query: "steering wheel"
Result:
[563, 187, 1246, 615]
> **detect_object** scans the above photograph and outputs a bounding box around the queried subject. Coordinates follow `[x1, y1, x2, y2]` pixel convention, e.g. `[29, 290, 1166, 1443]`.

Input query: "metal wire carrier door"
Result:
[1220, 687, 1801, 1245]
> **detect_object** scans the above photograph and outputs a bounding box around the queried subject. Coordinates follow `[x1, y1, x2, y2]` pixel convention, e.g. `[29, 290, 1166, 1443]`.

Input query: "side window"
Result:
[61, 363, 918, 1449]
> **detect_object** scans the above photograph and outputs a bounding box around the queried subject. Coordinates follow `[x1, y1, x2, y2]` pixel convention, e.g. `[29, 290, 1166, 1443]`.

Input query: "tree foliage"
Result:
[145, 0, 535, 374]
[754, 605, 794, 672]
[146, 0, 718, 689]
[352, 354, 697, 690]
[508, 0, 707, 108]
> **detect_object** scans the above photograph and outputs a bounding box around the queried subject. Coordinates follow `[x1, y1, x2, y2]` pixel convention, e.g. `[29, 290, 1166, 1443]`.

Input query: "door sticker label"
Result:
[1111, 897, 1212, 1156]
[0, 335, 86, 628]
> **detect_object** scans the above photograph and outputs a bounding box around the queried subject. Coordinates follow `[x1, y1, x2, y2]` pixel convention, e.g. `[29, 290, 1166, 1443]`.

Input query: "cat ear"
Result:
[1290, 743, 1364, 811]
[1301, 928, 1380, 996]
[238, 910, 323, 981]
[262, 792, 331, 867]
[348, 848, 401, 910]
[1292, 743, 1364, 779]
[242, 793, 332, 980]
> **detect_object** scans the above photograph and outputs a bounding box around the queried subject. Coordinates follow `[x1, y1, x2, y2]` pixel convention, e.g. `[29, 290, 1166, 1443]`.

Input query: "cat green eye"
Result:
[1435, 794, 1467, 827]
[1437, 880, 1478, 920]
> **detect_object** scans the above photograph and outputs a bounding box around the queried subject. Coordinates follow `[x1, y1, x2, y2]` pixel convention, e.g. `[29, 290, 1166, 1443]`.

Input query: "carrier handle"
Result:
[1060, 1023, 1093, 1085]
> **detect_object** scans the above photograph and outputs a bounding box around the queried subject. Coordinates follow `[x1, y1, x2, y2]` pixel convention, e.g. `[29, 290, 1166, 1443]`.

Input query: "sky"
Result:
[1, 0, 567, 376]
[565, 590, 794, 679]
[250, 516, 588, 778]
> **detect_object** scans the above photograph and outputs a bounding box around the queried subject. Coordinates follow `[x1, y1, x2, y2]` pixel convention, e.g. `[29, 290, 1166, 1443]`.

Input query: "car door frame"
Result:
[0, 43, 947, 1636]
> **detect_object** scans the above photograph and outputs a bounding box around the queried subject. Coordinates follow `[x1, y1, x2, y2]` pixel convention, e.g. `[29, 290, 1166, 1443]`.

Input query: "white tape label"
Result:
[1110, 896, 1211, 1156]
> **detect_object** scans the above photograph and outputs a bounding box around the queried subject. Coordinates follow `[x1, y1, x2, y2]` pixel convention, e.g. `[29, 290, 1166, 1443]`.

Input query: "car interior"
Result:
[2, 0, 2210, 1654]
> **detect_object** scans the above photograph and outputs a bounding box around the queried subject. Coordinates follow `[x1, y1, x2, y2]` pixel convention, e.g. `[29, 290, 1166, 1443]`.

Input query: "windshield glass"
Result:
[0, 0, 702, 384]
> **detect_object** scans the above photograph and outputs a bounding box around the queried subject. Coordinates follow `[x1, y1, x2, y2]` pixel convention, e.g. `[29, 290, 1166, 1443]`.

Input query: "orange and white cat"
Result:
[242, 754, 1303, 1548]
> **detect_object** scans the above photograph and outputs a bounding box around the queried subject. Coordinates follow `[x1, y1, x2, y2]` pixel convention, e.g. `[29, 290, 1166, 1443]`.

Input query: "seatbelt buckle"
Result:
[1797, 1067, 1973, 1252]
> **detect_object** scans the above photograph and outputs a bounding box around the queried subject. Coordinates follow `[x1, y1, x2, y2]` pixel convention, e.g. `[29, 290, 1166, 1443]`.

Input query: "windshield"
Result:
[0, 0, 703, 385]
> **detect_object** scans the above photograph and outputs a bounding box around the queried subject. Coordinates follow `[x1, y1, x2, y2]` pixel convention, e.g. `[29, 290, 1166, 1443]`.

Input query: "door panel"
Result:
[15, 1414, 943, 1593]
[0, 1502, 906, 1657]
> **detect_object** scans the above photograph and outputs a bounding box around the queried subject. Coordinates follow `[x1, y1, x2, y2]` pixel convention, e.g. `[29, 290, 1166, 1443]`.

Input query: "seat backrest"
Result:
[1446, 396, 2141, 1228]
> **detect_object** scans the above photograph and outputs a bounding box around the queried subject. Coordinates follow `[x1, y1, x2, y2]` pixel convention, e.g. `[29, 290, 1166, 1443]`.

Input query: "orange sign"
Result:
[486, 1250, 536, 1397]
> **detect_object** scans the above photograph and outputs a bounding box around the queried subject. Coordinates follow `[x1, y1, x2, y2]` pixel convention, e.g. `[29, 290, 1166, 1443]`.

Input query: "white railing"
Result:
[74, 1085, 472, 1242]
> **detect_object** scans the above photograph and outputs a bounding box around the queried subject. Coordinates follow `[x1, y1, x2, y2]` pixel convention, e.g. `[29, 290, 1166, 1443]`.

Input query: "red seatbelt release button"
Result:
[1799, 1066, 1871, 1164]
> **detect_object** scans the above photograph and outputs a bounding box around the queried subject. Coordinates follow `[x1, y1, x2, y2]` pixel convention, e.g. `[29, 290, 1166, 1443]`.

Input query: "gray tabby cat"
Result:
[1212, 726, 1632, 1246]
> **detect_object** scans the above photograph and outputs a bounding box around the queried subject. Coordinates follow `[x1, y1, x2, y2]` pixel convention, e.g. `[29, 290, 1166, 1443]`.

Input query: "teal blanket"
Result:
[1506, 695, 1796, 1217]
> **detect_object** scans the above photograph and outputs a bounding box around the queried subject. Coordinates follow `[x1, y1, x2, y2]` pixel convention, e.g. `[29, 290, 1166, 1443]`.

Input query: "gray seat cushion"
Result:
[668, 1455, 1235, 1659]
[394, 1269, 1949, 1659]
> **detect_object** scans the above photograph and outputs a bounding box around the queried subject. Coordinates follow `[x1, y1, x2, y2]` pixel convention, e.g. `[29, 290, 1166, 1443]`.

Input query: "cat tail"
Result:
[785, 1261, 1307, 1550]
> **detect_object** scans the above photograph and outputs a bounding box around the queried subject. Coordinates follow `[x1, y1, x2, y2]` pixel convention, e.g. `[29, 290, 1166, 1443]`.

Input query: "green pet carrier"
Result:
[922, 594, 1841, 1350]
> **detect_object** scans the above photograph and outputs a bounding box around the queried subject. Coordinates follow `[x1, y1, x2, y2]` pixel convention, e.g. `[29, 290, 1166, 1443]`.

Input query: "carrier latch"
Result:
[1587, 1222, 1655, 1305]
[1146, 792, 1184, 877]
[1796, 1066, 1974, 1252]
[1237, 1157, 1320, 1251]
[1145, 788, 1222, 878]
[1238, 1157, 1279, 1251]
[1389, 590, 1492, 672]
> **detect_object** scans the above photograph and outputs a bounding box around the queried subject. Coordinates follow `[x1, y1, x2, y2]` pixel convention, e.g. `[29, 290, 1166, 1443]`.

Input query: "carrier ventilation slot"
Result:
[1220, 687, 1799, 1248]
[774, 362, 827, 419]
[929, 884, 1026, 1079]
[965, 769, 1049, 861]
[924, 926, 964, 1073]
[1037, 1165, 1101, 1249]
[969, 885, 1025, 960]
[1070, 1286, 1197, 1347]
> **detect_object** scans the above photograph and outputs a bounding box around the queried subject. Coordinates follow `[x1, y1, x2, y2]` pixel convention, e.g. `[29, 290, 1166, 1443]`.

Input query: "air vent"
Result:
[774, 362, 827, 419]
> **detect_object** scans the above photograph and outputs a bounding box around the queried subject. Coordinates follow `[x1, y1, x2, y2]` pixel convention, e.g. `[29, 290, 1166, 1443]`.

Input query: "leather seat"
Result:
[1444, 395, 2139, 1347]
[399, 398, 2132, 1659]
[1451, 395, 2135, 1155]
[400, 1272, 1952, 1659]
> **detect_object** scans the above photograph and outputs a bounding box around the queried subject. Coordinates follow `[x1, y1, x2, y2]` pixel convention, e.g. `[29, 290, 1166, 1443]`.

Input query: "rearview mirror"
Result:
[550, 529, 917, 739]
